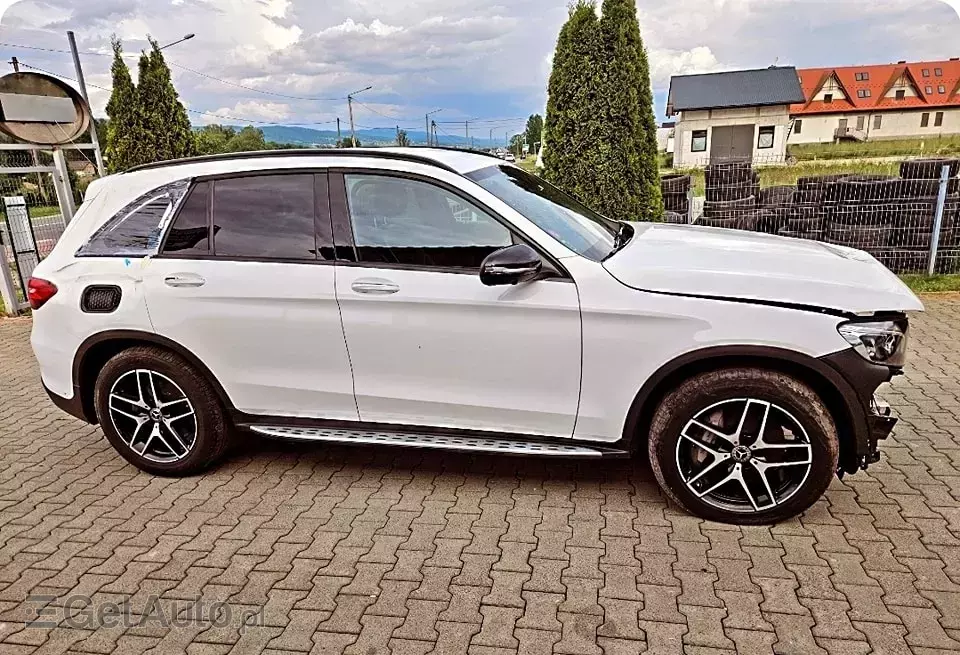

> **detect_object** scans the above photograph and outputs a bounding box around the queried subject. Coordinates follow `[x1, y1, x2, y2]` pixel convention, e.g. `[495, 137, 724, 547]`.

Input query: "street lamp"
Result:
[159, 34, 195, 50]
[425, 109, 443, 147]
[347, 85, 373, 147]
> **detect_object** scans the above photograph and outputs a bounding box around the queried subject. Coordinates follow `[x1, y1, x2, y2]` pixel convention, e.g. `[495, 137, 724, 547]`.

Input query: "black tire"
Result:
[835, 177, 899, 202]
[899, 158, 960, 180]
[647, 368, 839, 525]
[831, 204, 889, 227]
[661, 174, 691, 194]
[94, 346, 232, 476]
[787, 214, 826, 232]
[663, 191, 689, 213]
[759, 185, 796, 208]
[794, 188, 825, 204]
[827, 224, 885, 249]
[705, 184, 754, 202]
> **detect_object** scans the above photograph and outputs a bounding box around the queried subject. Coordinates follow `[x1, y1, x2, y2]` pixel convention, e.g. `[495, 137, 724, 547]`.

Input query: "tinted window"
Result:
[213, 174, 316, 260]
[78, 180, 190, 257]
[163, 182, 210, 255]
[466, 166, 619, 262]
[344, 174, 512, 269]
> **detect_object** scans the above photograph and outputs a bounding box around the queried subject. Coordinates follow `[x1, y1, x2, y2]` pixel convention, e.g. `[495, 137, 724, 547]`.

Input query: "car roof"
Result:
[123, 147, 503, 177]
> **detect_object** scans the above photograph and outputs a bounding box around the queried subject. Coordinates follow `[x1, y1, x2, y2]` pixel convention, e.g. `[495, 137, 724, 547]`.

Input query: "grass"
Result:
[516, 158, 538, 174]
[29, 205, 62, 219]
[790, 135, 960, 162]
[899, 274, 960, 293]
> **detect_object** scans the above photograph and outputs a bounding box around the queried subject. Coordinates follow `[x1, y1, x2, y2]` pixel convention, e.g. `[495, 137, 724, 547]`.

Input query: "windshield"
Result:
[466, 165, 619, 261]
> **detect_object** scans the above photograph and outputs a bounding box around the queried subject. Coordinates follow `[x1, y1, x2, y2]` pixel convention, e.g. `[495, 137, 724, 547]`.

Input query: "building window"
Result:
[793, 119, 802, 135]
[874, 115, 882, 130]
[895, 89, 906, 100]
[935, 67, 943, 76]
[921, 113, 930, 128]
[823, 93, 833, 103]
[922, 69, 930, 77]
[857, 89, 872, 98]
[757, 126, 775, 149]
[854, 71, 871, 82]
[939, 85, 946, 94]
[926, 86, 934, 94]
[856, 116, 866, 130]
[935, 112, 944, 127]
[691, 130, 707, 152]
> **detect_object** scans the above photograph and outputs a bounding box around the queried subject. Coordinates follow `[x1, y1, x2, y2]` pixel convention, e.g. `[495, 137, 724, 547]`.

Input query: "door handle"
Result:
[351, 278, 399, 295]
[164, 273, 206, 288]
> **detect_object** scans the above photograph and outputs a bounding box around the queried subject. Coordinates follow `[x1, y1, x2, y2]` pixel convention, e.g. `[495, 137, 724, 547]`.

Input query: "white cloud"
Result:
[649, 46, 723, 86]
[0, 0, 957, 126]
[202, 100, 292, 124]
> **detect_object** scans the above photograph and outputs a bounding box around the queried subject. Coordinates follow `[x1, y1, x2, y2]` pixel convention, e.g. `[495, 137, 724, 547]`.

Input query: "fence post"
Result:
[927, 164, 951, 276]
[51, 148, 75, 224]
[0, 240, 20, 316]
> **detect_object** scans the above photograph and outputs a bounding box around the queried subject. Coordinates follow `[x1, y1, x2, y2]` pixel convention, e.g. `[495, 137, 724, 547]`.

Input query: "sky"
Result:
[0, 0, 958, 136]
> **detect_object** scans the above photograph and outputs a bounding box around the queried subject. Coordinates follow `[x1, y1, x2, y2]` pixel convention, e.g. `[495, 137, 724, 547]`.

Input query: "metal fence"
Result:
[0, 144, 82, 314]
[663, 156, 960, 276]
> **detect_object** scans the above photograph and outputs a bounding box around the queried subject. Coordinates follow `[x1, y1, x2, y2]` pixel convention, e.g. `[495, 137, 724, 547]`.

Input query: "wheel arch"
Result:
[620, 346, 868, 474]
[73, 330, 233, 424]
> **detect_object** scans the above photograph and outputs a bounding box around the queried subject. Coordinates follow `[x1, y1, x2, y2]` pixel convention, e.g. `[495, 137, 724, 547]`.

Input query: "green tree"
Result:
[225, 126, 267, 152]
[396, 129, 410, 147]
[595, 0, 662, 220]
[104, 37, 144, 172]
[337, 137, 359, 148]
[510, 134, 525, 156]
[136, 38, 195, 163]
[194, 124, 236, 155]
[543, 1, 604, 205]
[524, 114, 543, 154]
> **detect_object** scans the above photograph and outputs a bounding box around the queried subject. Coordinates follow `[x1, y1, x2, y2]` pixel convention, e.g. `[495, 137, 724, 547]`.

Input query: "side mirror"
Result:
[480, 244, 543, 286]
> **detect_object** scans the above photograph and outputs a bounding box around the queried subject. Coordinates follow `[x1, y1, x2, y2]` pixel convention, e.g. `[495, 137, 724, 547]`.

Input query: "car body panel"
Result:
[603, 222, 923, 314]
[563, 256, 856, 442]
[335, 266, 582, 436]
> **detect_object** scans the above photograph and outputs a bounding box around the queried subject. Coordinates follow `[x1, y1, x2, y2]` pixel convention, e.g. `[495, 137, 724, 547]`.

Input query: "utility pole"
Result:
[396, 125, 400, 145]
[9, 56, 19, 72]
[346, 85, 372, 147]
[431, 120, 438, 147]
[336, 117, 341, 144]
[66, 31, 106, 176]
[465, 121, 469, 143]
[425, 109, 442, 147]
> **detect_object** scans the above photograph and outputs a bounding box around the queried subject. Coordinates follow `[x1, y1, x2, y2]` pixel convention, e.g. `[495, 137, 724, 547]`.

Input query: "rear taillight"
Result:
[27, 277, 58, 310]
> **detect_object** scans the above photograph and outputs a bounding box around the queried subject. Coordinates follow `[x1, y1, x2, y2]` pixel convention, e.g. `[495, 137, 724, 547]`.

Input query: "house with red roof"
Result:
[789, 58, 960, 144]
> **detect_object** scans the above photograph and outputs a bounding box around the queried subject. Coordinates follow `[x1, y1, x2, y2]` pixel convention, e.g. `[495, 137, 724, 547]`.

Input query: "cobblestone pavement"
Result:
[2, 298, 960, 655]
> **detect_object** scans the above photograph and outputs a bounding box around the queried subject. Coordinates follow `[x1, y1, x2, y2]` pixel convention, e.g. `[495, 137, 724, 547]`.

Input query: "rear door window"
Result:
[212, 174, 318, 260]
[162, 181, 210, 255]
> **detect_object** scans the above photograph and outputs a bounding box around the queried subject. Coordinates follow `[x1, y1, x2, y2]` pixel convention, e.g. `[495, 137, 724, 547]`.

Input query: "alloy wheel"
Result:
[108, 369, 198, 463]
[675, 398, 813, 513]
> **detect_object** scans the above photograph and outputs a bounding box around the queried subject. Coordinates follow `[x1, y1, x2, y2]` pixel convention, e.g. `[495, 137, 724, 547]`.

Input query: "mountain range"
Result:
[257, 125, 513, 149]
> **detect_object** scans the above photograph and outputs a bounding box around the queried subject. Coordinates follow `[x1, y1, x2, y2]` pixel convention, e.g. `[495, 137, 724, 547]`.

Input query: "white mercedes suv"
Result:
[30, 148, 922, 524]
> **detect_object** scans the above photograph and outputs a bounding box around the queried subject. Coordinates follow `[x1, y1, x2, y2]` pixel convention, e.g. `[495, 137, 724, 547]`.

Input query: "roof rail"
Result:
[123, 148, 461, 174]
[408, 144, 504, 161]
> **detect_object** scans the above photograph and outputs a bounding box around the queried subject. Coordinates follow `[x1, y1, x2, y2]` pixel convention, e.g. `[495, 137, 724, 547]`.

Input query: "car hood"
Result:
[602, 223, 924, 315]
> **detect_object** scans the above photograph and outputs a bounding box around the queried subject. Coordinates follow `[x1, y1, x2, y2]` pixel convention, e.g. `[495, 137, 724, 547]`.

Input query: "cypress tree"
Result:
[543, 1, 603, 206]
[104, 37, 142, 173]
[596, 0, 662, 220]
[137, 39, 195, 163]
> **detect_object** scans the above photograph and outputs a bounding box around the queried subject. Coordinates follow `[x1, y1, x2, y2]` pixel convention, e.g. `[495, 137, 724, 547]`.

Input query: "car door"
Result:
[144, 171, 358, 420]
[331, 170, 581, 437]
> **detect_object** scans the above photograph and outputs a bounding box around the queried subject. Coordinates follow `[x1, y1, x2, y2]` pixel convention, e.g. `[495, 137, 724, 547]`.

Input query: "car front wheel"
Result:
[648, 368, 839, 525]
[94, 346, 232, 476]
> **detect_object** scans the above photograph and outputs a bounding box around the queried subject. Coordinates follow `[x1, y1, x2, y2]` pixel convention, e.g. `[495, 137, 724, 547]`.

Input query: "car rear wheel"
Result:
[647, 368, 839, 525]
[94, 346, 232, 476]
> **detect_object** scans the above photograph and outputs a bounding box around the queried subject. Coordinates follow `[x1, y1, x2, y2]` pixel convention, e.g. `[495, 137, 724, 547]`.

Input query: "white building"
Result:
[789, 59, 960, 144]
[666, 67, 805, 168]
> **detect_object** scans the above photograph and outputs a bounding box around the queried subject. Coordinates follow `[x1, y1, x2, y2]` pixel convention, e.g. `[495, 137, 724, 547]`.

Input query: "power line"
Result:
[15, 61, 339, 127]
[0, 40, 347, 102]
[165, 61, 345, 102]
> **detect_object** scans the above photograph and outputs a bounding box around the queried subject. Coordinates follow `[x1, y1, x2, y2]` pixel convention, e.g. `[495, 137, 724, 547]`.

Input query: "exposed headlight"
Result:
[838, 320, 908, 367]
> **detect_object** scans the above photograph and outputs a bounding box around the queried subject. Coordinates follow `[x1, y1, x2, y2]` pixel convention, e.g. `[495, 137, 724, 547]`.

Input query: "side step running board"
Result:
[249, 425, 625, 458]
